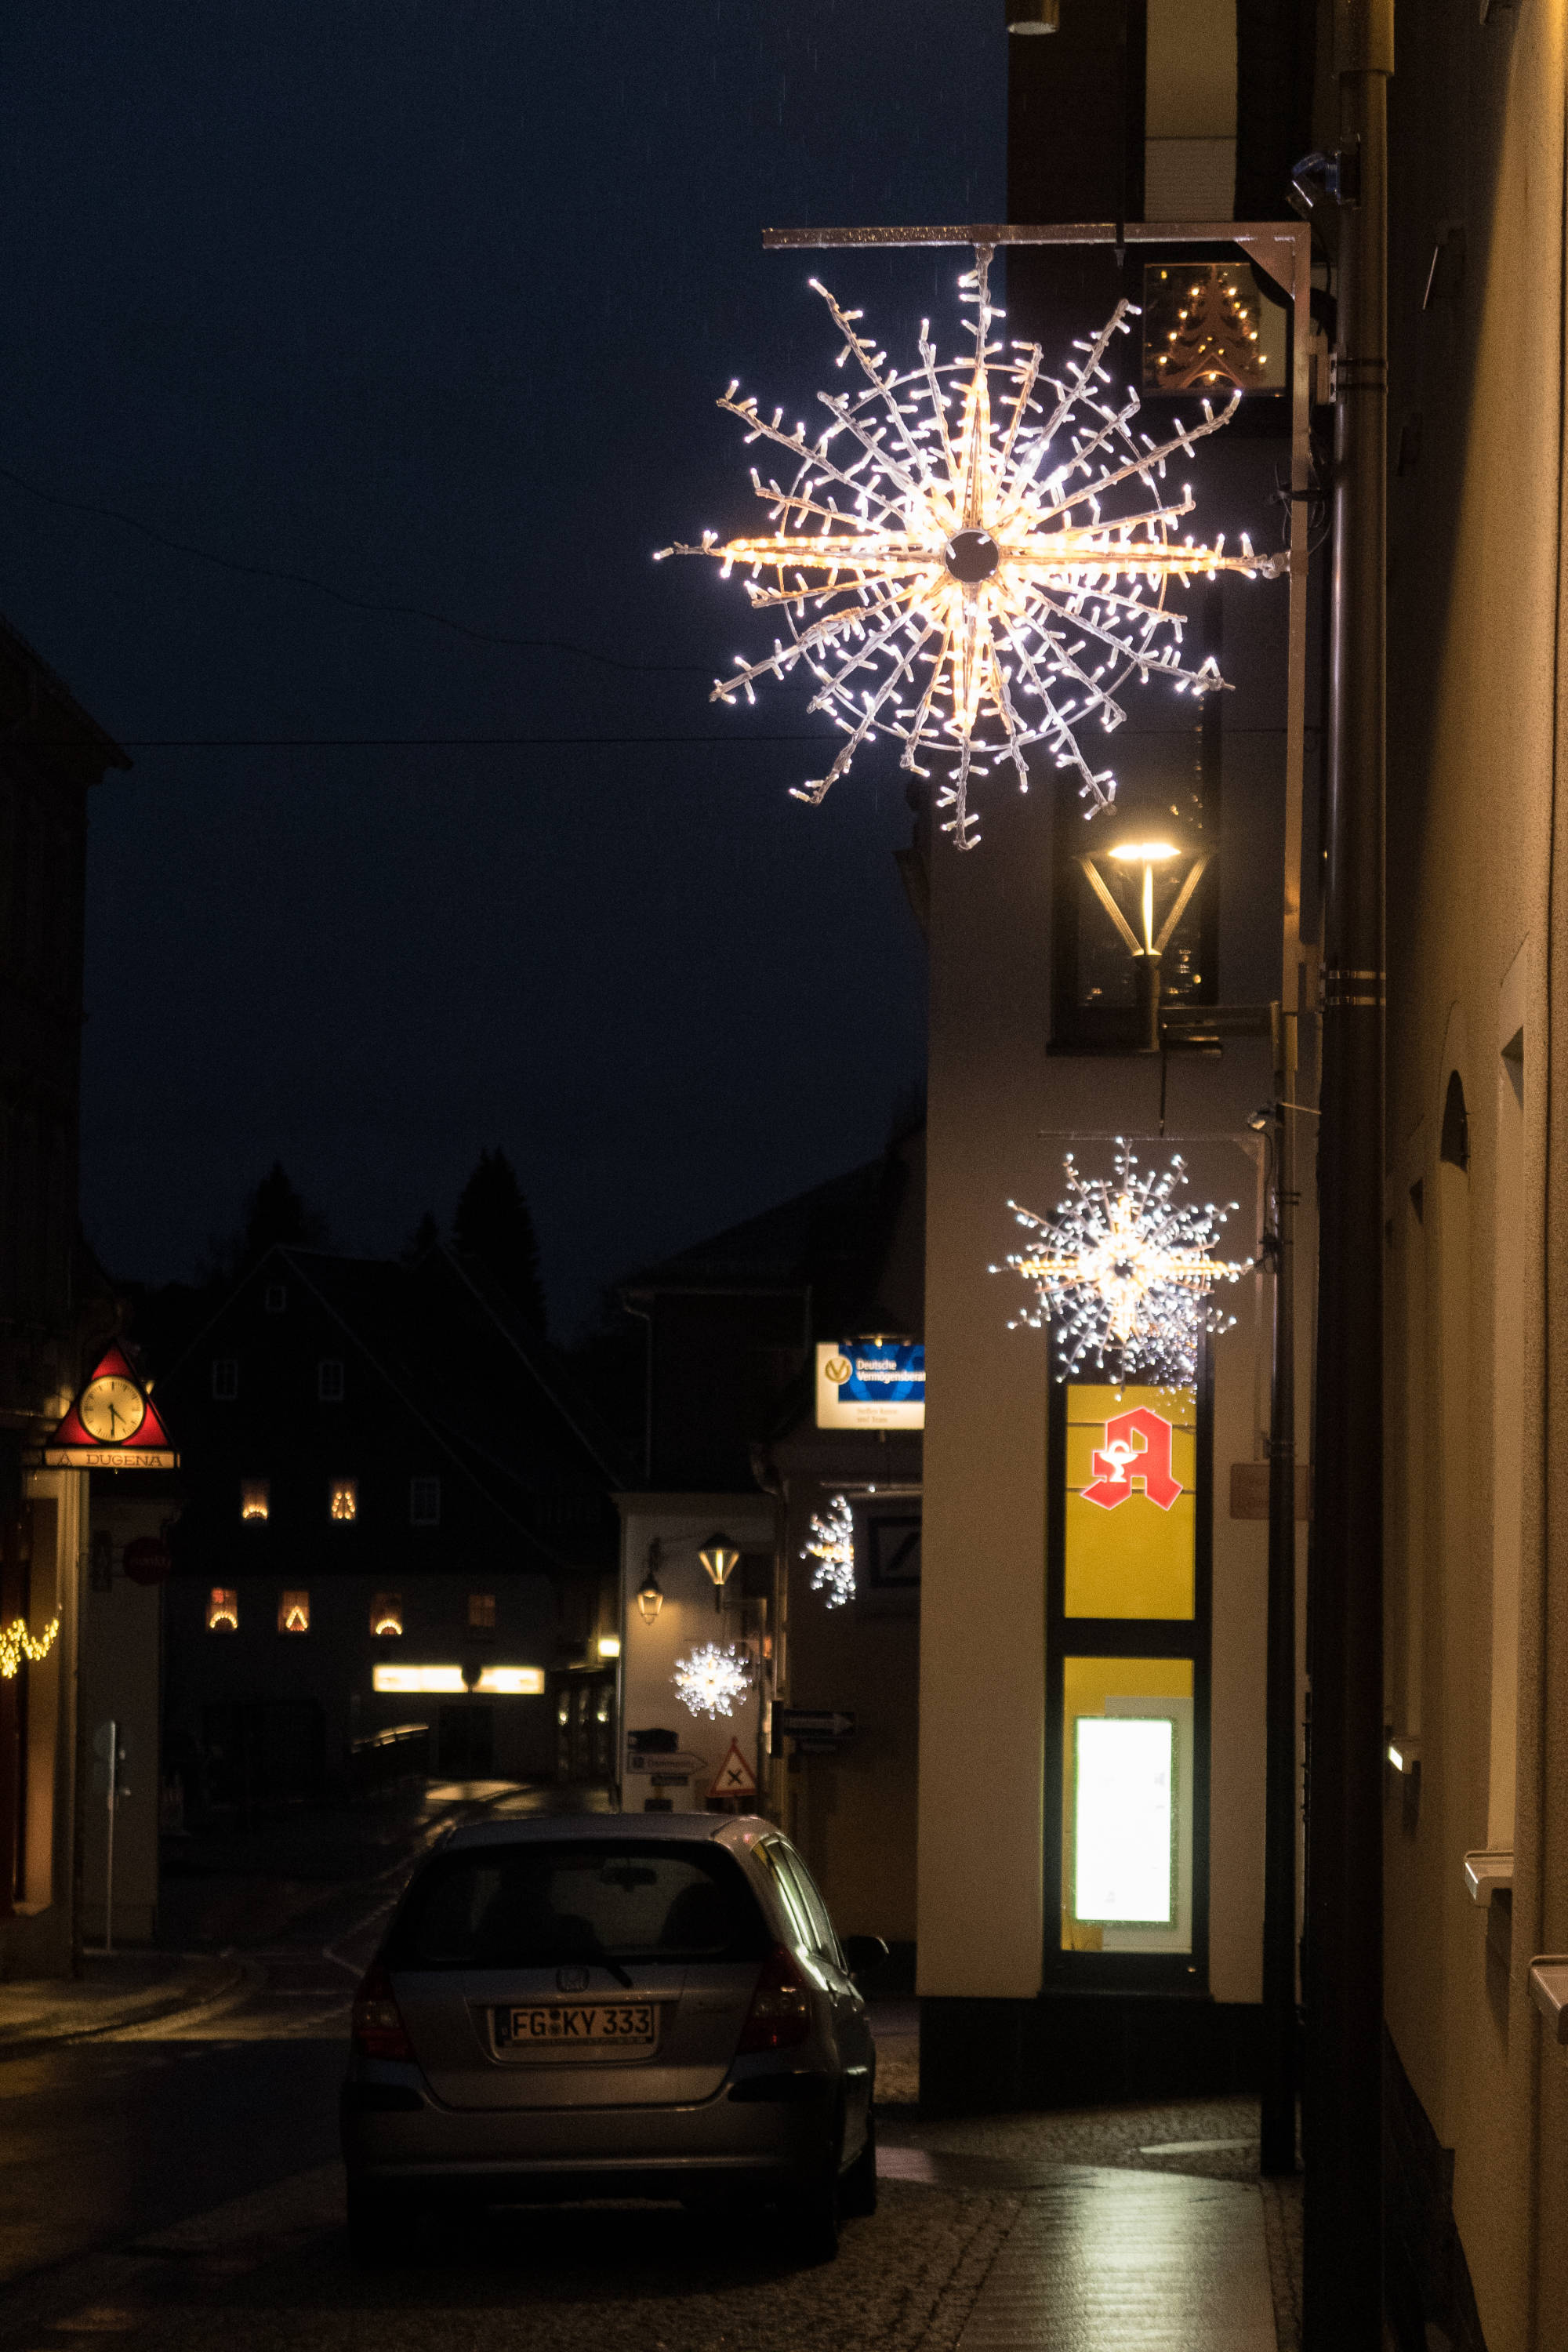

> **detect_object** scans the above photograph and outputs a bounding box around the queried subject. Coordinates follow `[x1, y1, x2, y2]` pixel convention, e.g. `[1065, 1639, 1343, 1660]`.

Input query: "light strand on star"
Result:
[994, 1142, 1252, 1382]
[803, 1494, 856, 1610]
[659, 247, 1284, 848]
[673, 1642, 752, 1720]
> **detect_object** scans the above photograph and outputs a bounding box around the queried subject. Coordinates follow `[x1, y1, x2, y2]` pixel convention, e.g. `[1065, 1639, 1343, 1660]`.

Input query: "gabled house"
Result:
[154, 1242, 627, 1814]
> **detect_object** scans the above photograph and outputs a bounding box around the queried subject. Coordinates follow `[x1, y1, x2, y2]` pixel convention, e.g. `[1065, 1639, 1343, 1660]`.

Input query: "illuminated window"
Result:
[409, 1476, 441, 1526]
[371, 1592, 403, 1638]
[468, 1592, 496, 1630]
[329, 1478, 358, 1523]
[263, 1282, 287, 1314]
[278, 1590, 310, 1634]
[241, 1479, 270, 1524]
[207, 1587, 238, 1632]
[212, 1358, 239, 1402]
[318, 1359, 345, 1403]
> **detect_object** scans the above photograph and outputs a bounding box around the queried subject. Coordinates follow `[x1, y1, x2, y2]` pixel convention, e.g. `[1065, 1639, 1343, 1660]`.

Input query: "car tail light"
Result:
[736, 1944, 812, 2053]
[351, 1959, 414, 2061]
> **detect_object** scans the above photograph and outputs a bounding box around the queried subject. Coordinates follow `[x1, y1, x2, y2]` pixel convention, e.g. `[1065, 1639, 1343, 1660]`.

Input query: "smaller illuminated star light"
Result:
[673, 1642, 752, 1721]
[996, 1141, 1252, 1382]
[803, 1494, 856, 1609]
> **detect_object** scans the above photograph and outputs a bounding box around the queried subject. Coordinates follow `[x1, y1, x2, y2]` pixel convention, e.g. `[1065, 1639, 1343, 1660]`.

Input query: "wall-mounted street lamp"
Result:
[636, 1540, 665, 1625]
[699, 1535, 742, 1613]
[1078, 834, 1211, 1054]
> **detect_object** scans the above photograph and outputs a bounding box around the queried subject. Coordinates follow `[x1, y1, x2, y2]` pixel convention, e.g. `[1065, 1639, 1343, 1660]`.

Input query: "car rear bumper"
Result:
[341, 2067, 838, 2193]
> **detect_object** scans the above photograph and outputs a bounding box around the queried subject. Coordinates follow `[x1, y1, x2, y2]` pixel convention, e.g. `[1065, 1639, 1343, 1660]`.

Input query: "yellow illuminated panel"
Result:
[1064, 1383, 1196, 1620]
[1062, 1655, 1192, 1951]
[372, 1664, 545, 1696]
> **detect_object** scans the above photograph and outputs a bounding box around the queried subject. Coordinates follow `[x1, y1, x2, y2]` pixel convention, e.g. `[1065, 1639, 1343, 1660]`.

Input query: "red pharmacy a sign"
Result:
[1082, 1405, 1183, 1513]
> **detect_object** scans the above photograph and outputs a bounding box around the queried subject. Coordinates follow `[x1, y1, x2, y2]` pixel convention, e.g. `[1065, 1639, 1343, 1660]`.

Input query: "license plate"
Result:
[497, 2002, 655, 2051]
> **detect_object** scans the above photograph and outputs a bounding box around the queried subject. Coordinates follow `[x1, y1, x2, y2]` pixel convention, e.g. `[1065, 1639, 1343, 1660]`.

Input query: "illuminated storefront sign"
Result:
[1057, 1381, 1201, 1958]
[815, 1340, 925, 1430]
[372, 1664, 544, 1696]
[1073, 1715, 1176, 1925]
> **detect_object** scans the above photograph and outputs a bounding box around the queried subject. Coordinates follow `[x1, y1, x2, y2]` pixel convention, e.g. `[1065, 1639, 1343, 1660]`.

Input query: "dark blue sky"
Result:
[1, 3, 1004, 1332]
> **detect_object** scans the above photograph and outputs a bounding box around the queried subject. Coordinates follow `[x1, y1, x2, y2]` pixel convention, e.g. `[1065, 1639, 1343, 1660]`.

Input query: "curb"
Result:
[0, 1954, 249, 2057]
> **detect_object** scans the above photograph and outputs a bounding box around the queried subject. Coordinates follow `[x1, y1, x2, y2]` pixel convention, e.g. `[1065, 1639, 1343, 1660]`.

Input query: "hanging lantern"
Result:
[636, 1541, 665, 1625]
[699, 1535, 742, 1613]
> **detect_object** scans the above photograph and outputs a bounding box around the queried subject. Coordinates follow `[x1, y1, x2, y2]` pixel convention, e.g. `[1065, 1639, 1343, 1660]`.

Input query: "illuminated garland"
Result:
[803, 1494, 856, 1609]
[673, 1642, 752, 1721]
[997, 1142, 1251, 1382]
[0, 1614, 60, 1679]
[659, 247, 1282, 848]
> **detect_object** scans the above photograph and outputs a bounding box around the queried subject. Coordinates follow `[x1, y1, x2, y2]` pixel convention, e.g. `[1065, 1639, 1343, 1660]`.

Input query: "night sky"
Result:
[1, 4, 1004, 1334]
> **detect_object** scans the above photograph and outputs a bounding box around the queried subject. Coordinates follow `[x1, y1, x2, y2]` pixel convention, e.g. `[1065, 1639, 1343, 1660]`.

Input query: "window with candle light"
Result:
[278, 1590, 310, 1634]
[329, 1478, 358, 1523]
[241, 1479, 269, 1525]
[207, 1587, 239, 1632]
[371, 1592, 403, 1638]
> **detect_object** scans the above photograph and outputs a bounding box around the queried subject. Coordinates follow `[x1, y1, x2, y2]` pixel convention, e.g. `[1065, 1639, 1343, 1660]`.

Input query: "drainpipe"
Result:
[1302, 0, 1392, 2339]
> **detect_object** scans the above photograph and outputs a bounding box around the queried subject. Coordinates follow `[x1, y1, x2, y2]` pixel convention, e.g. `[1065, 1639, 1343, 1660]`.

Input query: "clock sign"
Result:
[44, 1345, 177, 1471]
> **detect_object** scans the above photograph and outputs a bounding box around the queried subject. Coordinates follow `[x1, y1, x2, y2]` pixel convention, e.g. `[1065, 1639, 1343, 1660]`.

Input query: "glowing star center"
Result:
[944, 527, 1000, 583]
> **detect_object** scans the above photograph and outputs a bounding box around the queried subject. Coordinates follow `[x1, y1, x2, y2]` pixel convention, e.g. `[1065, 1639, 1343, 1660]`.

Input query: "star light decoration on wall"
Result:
[673, 1642, 753, 1721]
[996, 1142, 1253, 1382]
[803, 1494, 856, 1610]
[658, 247, 1284, 849]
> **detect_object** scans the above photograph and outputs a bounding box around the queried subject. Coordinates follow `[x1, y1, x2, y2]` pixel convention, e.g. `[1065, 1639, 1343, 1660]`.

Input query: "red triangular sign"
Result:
[46, 1343, 175, 1457]
[709, 1738, 757, 1799]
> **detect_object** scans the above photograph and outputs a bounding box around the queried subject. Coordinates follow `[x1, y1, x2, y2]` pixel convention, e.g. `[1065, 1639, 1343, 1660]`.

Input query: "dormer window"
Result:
[263, 1282, 288, 1315]
[318, 1358, 345, 1403]
[409, 1476, 441, 1527]
[212, 1359, 239, 1403]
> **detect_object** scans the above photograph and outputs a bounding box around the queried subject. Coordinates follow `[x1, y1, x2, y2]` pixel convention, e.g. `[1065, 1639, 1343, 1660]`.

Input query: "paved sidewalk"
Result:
[955, 2166, 1278, 2351]
[0, 1949, 243, 2049]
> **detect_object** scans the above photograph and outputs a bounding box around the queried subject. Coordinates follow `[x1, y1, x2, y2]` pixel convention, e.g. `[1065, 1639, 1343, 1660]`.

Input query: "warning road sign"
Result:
[709, 1739, 757, 1800]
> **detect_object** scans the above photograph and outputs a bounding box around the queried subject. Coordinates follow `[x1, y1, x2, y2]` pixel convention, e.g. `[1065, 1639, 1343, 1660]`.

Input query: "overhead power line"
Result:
[0, 459, 709, 675]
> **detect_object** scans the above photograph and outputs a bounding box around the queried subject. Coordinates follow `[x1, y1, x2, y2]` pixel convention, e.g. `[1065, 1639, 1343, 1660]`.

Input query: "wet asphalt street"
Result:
[0, 1791, 1292, 2350]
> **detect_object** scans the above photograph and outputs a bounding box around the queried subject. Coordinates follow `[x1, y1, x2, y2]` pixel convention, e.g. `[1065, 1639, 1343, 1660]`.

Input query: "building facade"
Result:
[154, 1243, 623, 1817]
[0, 618, 128, 1978]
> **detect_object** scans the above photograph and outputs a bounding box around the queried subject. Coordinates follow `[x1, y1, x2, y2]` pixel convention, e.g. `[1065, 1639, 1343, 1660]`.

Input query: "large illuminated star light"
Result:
[996, 1142, 1253, 1382]
[803, 1494, 856, 1610]
[673, 1642, 752, 1721]
[657, 247, 1285, 849]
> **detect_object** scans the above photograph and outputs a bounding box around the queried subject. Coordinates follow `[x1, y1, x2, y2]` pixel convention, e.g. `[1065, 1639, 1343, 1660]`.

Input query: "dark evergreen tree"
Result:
[201, 1162, 328, 1286]
[452, 1149, 547, 1334]
[401, 1209, 440, 1264]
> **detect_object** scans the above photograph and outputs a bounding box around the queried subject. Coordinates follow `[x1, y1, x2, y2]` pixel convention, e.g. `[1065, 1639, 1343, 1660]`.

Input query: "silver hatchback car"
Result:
[340, 1812, 884, 2260]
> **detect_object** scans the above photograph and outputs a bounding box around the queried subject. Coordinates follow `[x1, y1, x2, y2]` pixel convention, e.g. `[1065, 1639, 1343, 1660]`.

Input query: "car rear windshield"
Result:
[386, 1839, 772, 1970]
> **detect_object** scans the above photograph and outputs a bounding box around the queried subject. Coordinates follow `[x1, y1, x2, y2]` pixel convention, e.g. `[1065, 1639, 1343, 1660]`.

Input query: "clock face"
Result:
[78, 1375, 147, 1444]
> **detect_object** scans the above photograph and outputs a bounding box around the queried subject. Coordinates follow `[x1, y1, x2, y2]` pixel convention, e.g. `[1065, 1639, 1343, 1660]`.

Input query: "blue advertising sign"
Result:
[815, 1339, 926, 1429]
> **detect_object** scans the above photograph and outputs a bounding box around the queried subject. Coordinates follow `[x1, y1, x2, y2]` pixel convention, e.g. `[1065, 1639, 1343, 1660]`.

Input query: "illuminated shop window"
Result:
[1065, 1385, 1196, 1620]
[207, 1587, 239, 1632]
[318, 1359, 345, 1403]
[329, 1478, 358, 1523]
[409, 1476, 440, 1526]
[278, 1590, 310, 1634]
[1062, 1658, 1193, 1953]
[263, 1283, 287, 1314]
[468, 1592, 496, 1630]
[241, 1479, 270, 1525]
[371, 1592, 403, 1638]
[212, 1357, 239, 1402]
